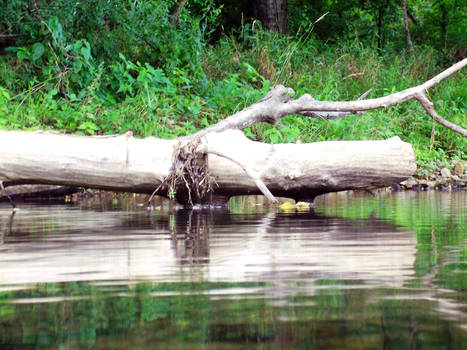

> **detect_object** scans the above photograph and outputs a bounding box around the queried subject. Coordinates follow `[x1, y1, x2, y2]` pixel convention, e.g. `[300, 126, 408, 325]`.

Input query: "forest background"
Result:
[0, 0, 465, 176]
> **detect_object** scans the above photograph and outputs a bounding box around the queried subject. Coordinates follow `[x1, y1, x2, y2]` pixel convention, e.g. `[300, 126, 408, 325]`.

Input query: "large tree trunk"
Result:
[253, 0, 289, 34]
[0, 130, 415, 204]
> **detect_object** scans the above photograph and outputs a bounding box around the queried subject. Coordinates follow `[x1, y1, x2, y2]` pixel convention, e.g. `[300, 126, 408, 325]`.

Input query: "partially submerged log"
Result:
[0, 184, 78, 201]
[0, 129, 415, 204]
[0, 58, 465, 205]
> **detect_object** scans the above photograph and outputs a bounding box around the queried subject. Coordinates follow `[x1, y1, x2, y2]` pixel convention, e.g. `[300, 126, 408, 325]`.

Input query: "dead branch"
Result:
[0, 181, 16, 208]
[4, 58, 464, 205]
[187, 58, 466, 139]
[299, 88, 372, 120]
[197, 143, 278, 203]
[415, 92, 466, 136]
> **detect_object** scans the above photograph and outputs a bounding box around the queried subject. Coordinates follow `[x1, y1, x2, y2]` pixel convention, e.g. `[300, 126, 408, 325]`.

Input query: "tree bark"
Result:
[0, 130, 415, 204]
[402, 0, 414, 51]
[253, 0, 289, 34]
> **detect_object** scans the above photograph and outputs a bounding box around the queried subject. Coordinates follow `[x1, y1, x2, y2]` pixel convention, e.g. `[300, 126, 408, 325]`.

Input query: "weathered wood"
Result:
[1, 59, 463, 204]
[202, 130, 416, 203]
[0, 129, 416, 204]
[0, 130, 174, 194]
[188, 58, 467, 139]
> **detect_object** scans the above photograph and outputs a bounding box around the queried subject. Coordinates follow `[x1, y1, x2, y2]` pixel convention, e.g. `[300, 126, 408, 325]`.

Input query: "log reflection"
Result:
[0, 203, 419, 285]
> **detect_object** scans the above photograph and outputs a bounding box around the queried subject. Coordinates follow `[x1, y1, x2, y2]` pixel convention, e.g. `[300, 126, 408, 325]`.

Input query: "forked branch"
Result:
[172, 58, 465, 204]
[186, 58, 466, 139]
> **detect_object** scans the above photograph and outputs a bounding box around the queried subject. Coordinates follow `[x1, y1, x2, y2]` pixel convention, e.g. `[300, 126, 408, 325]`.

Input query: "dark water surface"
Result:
[0, 191, 466, 349]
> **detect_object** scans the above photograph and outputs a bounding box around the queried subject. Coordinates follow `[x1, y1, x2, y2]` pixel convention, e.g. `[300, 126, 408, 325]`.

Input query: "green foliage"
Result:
[0, 1, 465, 171]
[289, 0, 466, 54]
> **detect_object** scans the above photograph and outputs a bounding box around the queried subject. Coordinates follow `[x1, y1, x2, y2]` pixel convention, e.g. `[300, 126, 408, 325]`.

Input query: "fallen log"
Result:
[0, 129, 415, 204]
[0, 58, 465, 205]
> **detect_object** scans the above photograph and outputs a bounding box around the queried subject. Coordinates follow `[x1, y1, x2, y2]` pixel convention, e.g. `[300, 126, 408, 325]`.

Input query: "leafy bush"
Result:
[0, 2, 465, 172]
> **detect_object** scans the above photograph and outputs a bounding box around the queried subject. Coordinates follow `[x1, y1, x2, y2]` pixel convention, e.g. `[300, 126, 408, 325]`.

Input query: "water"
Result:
[0, 191, 466, 349]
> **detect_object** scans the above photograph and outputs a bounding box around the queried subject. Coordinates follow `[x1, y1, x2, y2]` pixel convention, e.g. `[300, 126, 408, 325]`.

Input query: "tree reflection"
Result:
[0, 193, 465, 349]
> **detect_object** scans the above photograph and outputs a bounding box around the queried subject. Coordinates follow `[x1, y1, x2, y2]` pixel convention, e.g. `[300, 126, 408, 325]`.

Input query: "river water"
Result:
[0, 191, 465, 349]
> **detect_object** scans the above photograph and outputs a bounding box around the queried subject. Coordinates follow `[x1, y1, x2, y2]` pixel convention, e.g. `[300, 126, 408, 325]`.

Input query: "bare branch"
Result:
[281, 58, 467, 114]
[415, 93, 467, 137]
[0, 181, 16, 208]
[184, 58, 466, 139]
[197, 144, 278, 204]
[299, 88, 373, 120]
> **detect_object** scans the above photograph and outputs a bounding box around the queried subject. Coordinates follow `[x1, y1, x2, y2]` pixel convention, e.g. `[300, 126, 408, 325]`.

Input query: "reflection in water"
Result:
[168, 209, 211, 264]
[0, 204, 416, 286]
[0, 191, 465, 349]
[0, 209, 15, 244]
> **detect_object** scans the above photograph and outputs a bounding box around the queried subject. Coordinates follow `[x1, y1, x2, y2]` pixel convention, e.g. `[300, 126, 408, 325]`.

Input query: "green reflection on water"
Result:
[1, 281, 466, 349]
[315, 191, 466, 287]
[0, 191, 466, 349]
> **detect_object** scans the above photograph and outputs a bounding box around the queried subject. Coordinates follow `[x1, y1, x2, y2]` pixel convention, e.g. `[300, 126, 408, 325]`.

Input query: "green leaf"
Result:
[73, 59, 83, 73]
[31, 43, 45, 62]
[16, 48, 29, 61]
[0, 87, 10, 101]
[78, 121, 99, 134]
[81, 43, 91, 61]
[47, 16, 65, 45]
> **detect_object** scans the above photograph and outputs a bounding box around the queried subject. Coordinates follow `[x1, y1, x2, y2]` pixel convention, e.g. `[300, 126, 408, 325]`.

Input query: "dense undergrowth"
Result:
[0, 5, 465, 176]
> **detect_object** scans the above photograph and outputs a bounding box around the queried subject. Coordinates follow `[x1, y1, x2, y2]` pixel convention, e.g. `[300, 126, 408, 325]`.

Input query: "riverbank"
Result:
[400, 161, 467, 191]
